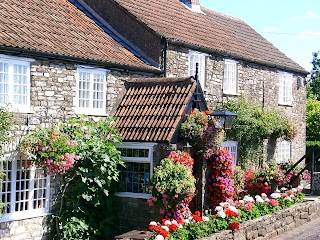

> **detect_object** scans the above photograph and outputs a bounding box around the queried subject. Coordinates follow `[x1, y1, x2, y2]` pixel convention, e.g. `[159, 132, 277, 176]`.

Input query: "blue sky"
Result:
[200, 0, 320, 72]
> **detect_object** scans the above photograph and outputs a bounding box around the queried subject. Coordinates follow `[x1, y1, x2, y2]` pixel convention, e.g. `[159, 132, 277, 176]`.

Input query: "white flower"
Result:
[275, 189, 281, 193]
[270, 193, 281, 199]
[285, 196, 292, 201]
[261, 193, 267, 197]
[164, 220, 171, 225]
[217, 211, 226, 219]
[184, 219, 190, 224]
[264, 198, 270, 202]
[243, 195, 254, 203]
[219, 202, 226, 207]
[161, 226, 169, 232]
[239, 200, 245, 204]
[204, 209, 209, 215]
[292, 188, 298, 192]
[281, 187, 287, 191]
[215, 206, 223, 212]
[155, 235, 165, 240]
[255, 196, 264, 203]
[171, 220, 178, 226]
[202, 216, 210, 222]
[149, 221, 157, 226]
[228, 206, 239, 213]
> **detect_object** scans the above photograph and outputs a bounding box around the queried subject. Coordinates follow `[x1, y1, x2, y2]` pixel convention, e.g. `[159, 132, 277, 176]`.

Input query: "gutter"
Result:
[167, 38, 309, 75]
[0, 46, 163, 75]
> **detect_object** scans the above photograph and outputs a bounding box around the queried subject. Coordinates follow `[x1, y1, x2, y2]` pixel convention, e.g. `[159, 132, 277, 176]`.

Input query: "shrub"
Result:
[46, 116, 123, 240]
[148, 151, 196, 220]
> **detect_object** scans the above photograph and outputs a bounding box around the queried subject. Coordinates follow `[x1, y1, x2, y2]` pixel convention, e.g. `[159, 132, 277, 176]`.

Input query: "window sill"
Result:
[223, 92, 241, 96]
[0, 210, 51, 222]
[278, 103, 293, 107]
[115, 192, 152, 199]
[75, 111, 108, 117]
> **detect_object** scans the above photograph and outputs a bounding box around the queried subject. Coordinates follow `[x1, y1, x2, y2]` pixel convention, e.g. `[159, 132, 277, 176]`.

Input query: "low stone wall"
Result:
[198, 199, 320, 240]
[0, 216, 47, 240]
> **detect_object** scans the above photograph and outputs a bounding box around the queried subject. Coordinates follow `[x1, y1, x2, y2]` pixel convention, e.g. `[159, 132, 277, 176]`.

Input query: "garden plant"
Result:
[20, 115, 123, 240]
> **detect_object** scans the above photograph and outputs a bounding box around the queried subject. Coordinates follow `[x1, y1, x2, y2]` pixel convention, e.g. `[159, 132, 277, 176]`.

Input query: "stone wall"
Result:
[0, 217, 47, 240]
[0, 59, 152, 240]
[165, 44, 306, 163]
[198, 199, 320, 240]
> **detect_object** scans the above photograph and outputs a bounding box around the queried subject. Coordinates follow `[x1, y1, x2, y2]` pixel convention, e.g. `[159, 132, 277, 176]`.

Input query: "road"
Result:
[271, 217, 320, 240]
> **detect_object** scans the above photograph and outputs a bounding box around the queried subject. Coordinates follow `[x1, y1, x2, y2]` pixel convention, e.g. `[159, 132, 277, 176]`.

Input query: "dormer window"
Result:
[181, 0, 204, 14]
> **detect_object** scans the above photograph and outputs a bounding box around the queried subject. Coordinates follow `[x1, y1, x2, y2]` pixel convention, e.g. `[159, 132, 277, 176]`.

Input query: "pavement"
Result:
[270, 192, 320, 240]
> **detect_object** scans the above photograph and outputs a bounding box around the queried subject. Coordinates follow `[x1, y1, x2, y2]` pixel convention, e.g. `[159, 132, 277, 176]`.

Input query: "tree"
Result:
[307, 51, 320, 100]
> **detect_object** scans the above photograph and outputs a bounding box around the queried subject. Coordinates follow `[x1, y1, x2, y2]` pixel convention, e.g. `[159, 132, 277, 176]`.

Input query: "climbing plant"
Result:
[224, 97, 297, 168]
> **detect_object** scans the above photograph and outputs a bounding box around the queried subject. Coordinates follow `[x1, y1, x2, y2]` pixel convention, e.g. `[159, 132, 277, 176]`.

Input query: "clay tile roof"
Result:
[114, 0, 307, 73]
[0, 0, 154, 71]
[114, 77, 197, 142]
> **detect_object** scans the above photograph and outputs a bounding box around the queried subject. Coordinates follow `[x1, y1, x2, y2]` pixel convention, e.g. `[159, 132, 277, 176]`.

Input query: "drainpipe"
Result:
[161, 37, 168, 77]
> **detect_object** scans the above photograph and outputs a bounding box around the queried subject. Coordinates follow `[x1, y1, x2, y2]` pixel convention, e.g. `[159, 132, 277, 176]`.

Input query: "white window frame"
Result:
[221, 141, 238, 165]
[75, 66, 108, 115]
[0, 54, 32, 113]
[188, 50, 206, 89]
[223, 59, 238, 95]
[115, 142, 156, 199]
[0, 151, 51, 222]
[277, 140, 291, 163]
[278, 72, 293, 105]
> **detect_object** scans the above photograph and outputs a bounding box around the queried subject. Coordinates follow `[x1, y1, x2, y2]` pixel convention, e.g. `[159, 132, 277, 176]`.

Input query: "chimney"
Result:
[181, 0, 204, 14]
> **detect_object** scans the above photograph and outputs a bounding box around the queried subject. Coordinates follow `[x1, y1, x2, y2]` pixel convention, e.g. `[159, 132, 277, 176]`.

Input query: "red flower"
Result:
[212, 215, 216, 220]
[229, 221, 240, 231]
[192, 214, 203, 222]
[269, 199, 279, 207]
[168, 224, 178, 231]
[194, 211, 201, 216]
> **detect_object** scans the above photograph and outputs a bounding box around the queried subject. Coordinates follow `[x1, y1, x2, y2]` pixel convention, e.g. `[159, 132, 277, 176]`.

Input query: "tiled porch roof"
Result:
[114, 77, 197, 142]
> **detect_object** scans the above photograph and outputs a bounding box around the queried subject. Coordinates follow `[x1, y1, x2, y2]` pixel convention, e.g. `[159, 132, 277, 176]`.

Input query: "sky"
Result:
[200, 0, 320, 72]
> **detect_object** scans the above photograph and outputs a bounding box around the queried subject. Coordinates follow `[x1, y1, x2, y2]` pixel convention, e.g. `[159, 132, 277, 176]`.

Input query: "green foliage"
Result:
[0, 107, 13, 215]
[0, 107, 13, 153]
[148, 158, 196, 218]
[232, 166, 245, 199]
[307, 51, 320, 100]
[224, 97, 297, 168]
[47, 116, 124, 240]
[306, 99, 320, 141]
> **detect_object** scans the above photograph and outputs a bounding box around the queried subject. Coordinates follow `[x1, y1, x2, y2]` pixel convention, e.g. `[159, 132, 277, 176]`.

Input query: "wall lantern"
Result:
[210, 110, 238, 130]
[182, 142, 192, 153]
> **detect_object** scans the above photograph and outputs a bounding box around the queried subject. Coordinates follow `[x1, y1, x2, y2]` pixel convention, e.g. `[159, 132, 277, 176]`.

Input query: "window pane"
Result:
[93, 74, 104, 109]
[0, 62, 9, 104]
[119, 162, 150, 193]
[223, 61, 237, 94]
[13, 64, 28, 105]
[78, 72, 90, 108]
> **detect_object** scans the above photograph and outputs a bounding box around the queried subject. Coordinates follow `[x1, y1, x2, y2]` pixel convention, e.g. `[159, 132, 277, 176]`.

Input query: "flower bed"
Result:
[148, 186, 304, 240]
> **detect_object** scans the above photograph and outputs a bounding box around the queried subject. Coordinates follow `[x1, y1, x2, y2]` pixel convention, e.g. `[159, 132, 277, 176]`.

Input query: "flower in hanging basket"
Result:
[20, 128, 79, 175]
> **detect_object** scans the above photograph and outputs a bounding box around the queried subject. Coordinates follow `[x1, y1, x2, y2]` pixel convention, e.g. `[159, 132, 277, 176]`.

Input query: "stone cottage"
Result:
[0, 0, 310, 239]
[0, 0, 161, 239]
[78, 0, 309, 230]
